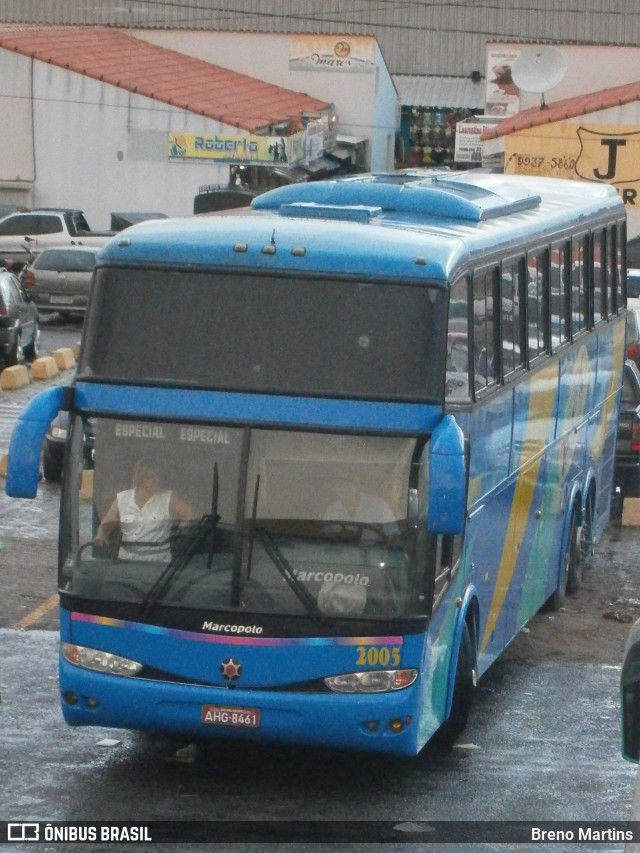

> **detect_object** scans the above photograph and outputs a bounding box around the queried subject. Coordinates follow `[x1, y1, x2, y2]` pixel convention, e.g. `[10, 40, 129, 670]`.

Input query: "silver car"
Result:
[23, 246, 97, 316]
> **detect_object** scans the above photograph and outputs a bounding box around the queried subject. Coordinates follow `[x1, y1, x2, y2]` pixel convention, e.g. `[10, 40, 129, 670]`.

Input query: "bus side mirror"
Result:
[5, 386, 69, 498]
[621, 618, 640, 762]
[428, 415, 466, 535]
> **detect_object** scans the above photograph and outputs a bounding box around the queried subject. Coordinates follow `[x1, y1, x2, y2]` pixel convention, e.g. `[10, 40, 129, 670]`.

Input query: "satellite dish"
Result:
[511, 46, 567, 109]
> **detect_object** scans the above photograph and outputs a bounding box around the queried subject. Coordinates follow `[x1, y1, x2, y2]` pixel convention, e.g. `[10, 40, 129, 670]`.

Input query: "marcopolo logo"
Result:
[202, 622, 263, 634]
[292, 570, 370, 586]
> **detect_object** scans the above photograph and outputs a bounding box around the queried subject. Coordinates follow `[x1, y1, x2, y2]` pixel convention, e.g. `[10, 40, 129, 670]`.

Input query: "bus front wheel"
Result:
[547, 504, 580, 611]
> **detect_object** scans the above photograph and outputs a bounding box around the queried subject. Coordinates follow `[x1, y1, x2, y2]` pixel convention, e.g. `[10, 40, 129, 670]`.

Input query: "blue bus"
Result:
[6, 170, 627, 756]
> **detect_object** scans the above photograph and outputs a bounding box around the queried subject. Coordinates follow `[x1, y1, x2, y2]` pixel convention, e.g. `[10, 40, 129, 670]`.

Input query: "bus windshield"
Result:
[61, 417, 429, 621]
[79, 268, 446, 402]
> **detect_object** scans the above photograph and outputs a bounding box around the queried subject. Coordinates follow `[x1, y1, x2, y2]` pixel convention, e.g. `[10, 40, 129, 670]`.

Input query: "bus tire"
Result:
[547, 504, 579, 610]
[430, 622, 475, 751]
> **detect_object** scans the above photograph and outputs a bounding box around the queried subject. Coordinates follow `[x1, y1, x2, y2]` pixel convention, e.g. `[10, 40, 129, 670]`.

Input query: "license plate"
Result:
[50, 295, 74, 305]
[201, 704, 261, 728]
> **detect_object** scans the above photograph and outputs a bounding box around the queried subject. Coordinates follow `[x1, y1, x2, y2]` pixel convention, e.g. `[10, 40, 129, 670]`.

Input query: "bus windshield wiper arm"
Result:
[138, 513, 218, 618]
[139, 464, 220, 618]
[253, 525, 323, 619]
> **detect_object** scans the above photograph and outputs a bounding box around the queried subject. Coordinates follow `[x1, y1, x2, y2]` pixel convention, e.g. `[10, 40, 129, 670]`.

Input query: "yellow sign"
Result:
[168, 130, 307, 166]
[504, 123, 640, 208]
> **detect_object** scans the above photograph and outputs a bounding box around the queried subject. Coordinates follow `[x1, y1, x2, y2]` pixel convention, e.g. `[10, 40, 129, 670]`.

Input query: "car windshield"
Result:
[60, 416, 432, 622]
[35, 250, 96, 272]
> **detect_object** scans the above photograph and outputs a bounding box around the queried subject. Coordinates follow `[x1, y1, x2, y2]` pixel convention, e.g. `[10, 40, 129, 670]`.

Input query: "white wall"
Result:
[133, 31, 399, 172]
[0, 51, 235, 227]
[0, 51, 35, 204]
[486, 43, 640, 111]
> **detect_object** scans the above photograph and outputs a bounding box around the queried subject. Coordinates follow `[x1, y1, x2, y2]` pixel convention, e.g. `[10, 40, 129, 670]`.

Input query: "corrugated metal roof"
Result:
[0, 0, 638, 77]
[0, 24, 329, 132]
[482, 80, 640, 139]
[393, 75, 485, 110]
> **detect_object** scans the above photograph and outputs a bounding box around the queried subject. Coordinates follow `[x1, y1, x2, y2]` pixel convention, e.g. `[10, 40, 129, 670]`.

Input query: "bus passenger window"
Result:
[473, 267, 498, 392]
[571, 236, 588, 336]
[501, 258, 524, 377]
[446, 276, 471, 401]
[551, 241, 570, 348]
[527, 250, 548, 360]
[593, 229, 606, 322]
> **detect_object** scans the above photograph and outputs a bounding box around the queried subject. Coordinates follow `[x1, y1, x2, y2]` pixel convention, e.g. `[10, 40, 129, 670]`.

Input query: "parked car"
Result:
[42, 411, 94, 482]
[612, 360, 640, 520]
[626, 305, 640, 371]
[22, 246, 97, 316]
[621, 617, 640, 762]
[0, 267, 40, 366]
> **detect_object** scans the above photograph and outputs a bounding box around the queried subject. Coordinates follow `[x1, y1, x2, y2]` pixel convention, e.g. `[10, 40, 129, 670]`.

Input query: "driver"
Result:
[94, 460, 196, 561]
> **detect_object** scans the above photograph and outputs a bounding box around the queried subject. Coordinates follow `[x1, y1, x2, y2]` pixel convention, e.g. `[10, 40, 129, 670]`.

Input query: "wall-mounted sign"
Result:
[454, 118, 500, 163]
[290, 35, 375, 73]
[485, 48, 521, 118]
[504, 122, 640, 212]
[168, 130, 307, 166]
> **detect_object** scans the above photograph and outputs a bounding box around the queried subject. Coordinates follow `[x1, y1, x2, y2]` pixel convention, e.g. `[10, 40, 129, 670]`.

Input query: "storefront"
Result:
[393, 74, 486, 169]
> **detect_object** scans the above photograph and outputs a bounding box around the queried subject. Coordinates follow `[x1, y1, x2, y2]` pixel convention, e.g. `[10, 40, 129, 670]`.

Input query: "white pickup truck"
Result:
[0, 208, 114, 261]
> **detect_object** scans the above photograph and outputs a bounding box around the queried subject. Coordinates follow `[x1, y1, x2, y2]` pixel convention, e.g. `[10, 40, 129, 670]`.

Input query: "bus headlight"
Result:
[324, 669, 417, 693]
[61, 642, 143, 677]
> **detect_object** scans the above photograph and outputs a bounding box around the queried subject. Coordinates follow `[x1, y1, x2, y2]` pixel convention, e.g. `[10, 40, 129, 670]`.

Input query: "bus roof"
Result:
[99, 171, 625, 282]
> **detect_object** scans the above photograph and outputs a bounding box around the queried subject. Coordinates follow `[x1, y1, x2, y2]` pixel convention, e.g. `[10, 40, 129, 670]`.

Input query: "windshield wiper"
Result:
[253, 524, 323, 619]
[139, 463, 220, 618]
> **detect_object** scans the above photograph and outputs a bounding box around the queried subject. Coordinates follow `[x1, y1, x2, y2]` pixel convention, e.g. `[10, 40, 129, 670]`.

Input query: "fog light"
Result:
[365, 720, 380, 732]
[389, 718, 404, 733]
[62, 691, 78, 705]
[84, 697, 100, 709]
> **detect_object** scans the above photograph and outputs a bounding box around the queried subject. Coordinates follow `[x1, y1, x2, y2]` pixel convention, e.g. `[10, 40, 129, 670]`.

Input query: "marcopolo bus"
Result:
[6, 170, 626, 756]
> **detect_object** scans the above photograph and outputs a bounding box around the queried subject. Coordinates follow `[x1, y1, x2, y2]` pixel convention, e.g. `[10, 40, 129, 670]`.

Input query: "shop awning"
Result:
[393, 75, 485, 110]
[302, 157, 342, 176]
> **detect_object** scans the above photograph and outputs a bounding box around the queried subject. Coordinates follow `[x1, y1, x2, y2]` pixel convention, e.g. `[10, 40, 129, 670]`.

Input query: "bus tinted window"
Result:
[527, 251, 548, 361]
[551, 241, 570, 349]
[571, 236, 588, 336]
[593, 229, 606, 323]
[81, 269, 447, 403]
[501, 258, 525, 377]
[472, 267, 498, 392]
[446, 275, 470, 401]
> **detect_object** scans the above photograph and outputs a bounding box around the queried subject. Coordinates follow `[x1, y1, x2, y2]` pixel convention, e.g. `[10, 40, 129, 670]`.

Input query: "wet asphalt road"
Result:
[0, 320, 639, 852]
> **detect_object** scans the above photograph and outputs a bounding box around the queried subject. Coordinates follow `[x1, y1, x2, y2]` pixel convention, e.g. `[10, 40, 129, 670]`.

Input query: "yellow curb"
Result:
[52, 347, 76, 370]
[622, 498, 640, 527]
[0, 364, 30, 389]
[31, 356, 60, 380]
[0, 453, 7, 477]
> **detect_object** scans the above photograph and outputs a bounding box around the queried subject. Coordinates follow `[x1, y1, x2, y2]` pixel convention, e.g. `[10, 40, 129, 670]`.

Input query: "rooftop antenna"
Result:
[511, 46, 567, 110]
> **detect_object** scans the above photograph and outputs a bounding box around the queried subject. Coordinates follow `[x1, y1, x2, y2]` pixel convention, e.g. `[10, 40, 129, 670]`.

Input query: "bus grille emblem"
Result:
[220, 658, 242, 680]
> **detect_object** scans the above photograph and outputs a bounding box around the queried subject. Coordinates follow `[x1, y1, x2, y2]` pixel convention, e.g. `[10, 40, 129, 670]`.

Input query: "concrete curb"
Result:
[0, 344, 79, 392]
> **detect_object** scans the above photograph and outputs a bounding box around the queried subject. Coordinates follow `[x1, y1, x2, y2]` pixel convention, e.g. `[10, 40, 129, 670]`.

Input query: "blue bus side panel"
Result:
[454, 318, 624, 675]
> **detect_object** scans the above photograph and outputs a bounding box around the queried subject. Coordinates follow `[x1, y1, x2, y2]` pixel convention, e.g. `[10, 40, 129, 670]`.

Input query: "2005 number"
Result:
[356, 645, 401, 667]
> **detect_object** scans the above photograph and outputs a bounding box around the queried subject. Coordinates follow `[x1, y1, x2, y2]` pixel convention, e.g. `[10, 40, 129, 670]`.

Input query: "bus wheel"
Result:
[547, 505, 579, 610]
[430, 622, 475, 751]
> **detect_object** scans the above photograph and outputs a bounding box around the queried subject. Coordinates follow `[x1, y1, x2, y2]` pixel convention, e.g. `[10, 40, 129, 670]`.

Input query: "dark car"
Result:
[612, 360, 640, 520]
[0, 267, 40, 366]
[22, 246, 97, 316]
[42, 411, 94, 481]
[621, 618, 640, 762]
